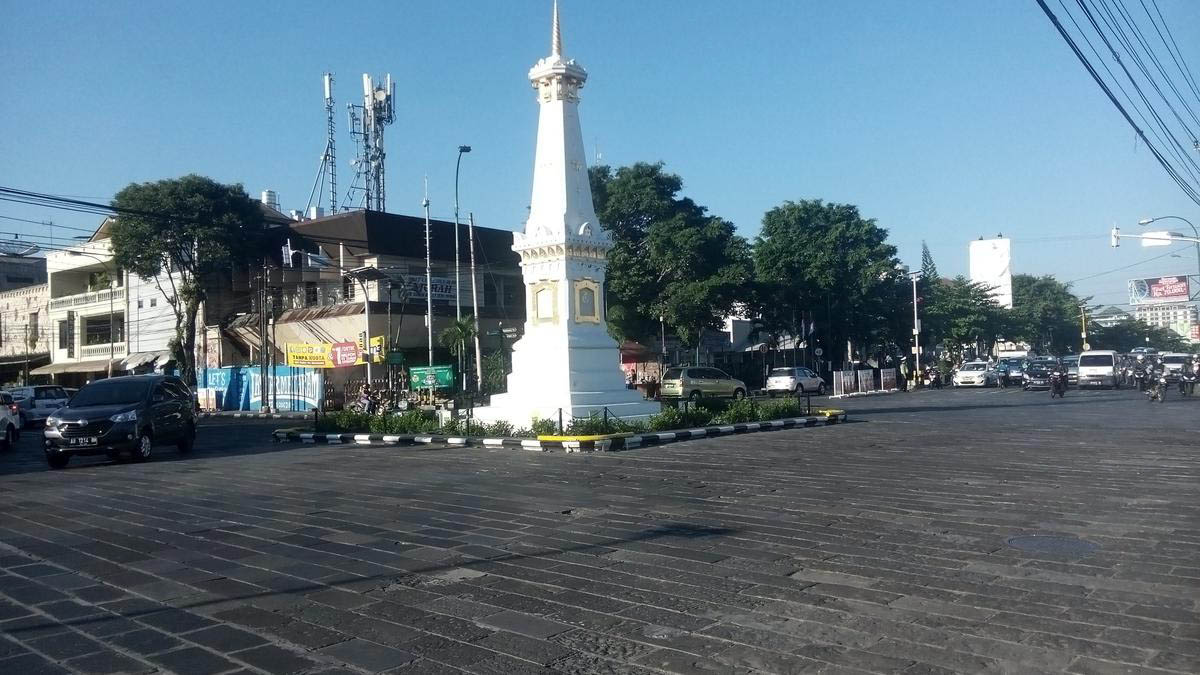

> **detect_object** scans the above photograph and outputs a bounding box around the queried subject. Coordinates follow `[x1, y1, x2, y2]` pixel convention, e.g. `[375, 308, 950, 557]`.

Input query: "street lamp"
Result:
[906, 270, 922, 380]
[66, 250, 116, 378]
[1138, 216, 1200, 300]
[454, 145, 472, 321]
[346, 266, 391, 382]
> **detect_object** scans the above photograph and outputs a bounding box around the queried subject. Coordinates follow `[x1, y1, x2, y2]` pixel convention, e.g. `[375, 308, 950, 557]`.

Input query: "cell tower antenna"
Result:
[345, 73, 395, 212]
[324, 72, 337, 214]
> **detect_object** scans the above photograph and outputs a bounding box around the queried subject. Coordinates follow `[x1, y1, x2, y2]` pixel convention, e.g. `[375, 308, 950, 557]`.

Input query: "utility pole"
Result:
[909, 271, 922, 383]
[468, 212, 482, 390]
[259, 261, 269, 412]
[1079, 304, 1089, 352]
[423, 178, 433, 366]
[454, 146, 471, 321]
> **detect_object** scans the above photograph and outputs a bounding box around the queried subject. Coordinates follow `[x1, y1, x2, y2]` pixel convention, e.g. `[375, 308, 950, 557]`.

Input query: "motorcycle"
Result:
[1049, 371, 1067, 398]
[1146, 373, 1168, 403]
[1180, 369, 1197, 397]
[1133, 368, 1149, 392]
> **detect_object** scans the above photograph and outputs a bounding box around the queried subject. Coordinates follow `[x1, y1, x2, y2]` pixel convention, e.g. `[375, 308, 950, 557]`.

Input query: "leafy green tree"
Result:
[1088, 319, 1190, 352]
[1008, 274, 1083, 353]
[110, 175, 266, 384]
[438, 316, 477, 390]
[589, 162, 752, 350]
[753, 199, 902, 366]
[922, 276, 1007, 362]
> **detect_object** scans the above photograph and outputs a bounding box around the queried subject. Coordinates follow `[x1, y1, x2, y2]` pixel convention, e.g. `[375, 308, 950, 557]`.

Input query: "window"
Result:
[149, 298, 157, 308]
[35, 387, 67, 400]
[305, 282, 318, 307]
[502, 280, 516, 307]
[83, 313, 124, 346]
[5, 276, 34, 285]
[484, 280, 498, 306]
[137, 299, 144, 309]
[0, 315, 4, 347]
[343, 277, 355, 301]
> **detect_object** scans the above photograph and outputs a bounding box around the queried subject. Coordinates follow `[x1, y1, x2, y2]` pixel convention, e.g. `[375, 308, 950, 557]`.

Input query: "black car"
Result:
[43, 375, 196, 469]
[1022, 361, 1057, 390]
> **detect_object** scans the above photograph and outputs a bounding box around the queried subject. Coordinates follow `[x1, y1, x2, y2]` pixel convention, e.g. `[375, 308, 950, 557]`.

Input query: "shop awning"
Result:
[29, 359, 122, 376]
[123, 350, 172, 370]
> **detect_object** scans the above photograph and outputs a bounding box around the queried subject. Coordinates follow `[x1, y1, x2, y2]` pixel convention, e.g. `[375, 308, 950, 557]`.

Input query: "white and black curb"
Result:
[270, 412, 848, 453]
[200, 411, 314, 420]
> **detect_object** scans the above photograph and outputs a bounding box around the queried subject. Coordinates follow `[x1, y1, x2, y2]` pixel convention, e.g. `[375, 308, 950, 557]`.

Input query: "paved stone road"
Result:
[0, 389, 1197, 674]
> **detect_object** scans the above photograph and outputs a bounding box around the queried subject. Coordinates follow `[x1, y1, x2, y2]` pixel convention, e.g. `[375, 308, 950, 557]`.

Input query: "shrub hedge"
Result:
[315, 396, 813, 438]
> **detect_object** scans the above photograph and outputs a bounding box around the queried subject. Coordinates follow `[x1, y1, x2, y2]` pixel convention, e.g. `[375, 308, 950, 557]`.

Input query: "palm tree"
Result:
[439, 316, 477, 391]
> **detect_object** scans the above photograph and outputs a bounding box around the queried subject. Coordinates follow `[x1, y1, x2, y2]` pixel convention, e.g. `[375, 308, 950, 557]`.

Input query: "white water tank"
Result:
[307, 206, 324, 220]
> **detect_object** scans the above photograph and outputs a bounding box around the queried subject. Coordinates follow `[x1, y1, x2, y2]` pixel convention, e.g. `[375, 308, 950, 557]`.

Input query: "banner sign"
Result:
[286, 337, 384, 368]
[409, 365, 454, 390]
[404, 276, 457, 302]
[1128, 276, 1190, 305]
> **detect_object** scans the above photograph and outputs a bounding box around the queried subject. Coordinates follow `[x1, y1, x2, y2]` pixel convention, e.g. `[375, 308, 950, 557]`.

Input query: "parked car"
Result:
[659, 367, 748, 401]
[8, 385, 71, 427]
[1077, 350, 1120, 389]
[765, 367, 826, 396]
[0, 392, 21, 450]
[952, 361, 996, 387]
[1061, 355, 1079, 385]
[43, 375, 196, 469]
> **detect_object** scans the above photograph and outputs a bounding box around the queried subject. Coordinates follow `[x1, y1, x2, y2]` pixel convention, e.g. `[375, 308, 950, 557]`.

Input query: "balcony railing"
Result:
[80, 343, 127, 359]
[49, 287, 126, 311]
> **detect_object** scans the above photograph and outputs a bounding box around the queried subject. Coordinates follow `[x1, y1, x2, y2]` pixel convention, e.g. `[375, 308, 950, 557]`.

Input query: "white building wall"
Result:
[126, 270, 183, 355]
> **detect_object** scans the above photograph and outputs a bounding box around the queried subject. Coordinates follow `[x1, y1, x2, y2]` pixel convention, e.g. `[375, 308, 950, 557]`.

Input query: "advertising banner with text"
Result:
[286, 337, 384, 368]
[1127, 276, 1190, 305]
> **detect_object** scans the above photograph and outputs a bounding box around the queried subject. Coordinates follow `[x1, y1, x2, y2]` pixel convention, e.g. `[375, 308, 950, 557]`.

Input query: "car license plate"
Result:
[69, 437, 98, 447]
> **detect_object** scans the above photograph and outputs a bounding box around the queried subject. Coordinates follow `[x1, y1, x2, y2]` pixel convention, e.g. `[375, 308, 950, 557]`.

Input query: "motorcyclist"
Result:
[1180, 355, 1199, 396]
[1146, 357, 1168, 402]
[1050, 359, 1068, 397]
[1132, 354, 1149, 391]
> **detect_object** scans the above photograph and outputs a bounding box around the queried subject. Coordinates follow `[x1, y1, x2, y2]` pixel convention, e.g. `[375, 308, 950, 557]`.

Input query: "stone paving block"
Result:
[149, 646, 242, 675]
[66, 649, 157, 674]
[318, 637, 418, 671]
[135, 607, 217, 634]
[235, 644, 319, 674]
[473, 630, 570, 665]
[106, 627, 184, 655]
[26, 630, 107, 659]
[0, 652, 71, 674]
[476, 610, 571, 639]
[185, 623, 269, 652]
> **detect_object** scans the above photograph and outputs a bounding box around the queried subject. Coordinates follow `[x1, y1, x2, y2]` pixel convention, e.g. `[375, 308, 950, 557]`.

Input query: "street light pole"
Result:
[1139, 216, 1200, 300]
[454, 145, 471, 321]
[908, 271, 922, 380]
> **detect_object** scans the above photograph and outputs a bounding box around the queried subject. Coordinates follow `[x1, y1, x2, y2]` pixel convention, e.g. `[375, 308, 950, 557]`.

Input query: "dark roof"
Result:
[286, 210, 520, 268]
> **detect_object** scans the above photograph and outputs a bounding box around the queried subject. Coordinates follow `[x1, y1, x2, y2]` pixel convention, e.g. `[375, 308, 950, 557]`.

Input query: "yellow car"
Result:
[660, 367, 748, 401]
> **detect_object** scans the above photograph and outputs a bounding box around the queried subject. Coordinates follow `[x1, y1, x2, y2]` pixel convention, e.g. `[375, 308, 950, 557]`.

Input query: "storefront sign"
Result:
[409, 365, 454, 390]
[286, 337, 385, 368]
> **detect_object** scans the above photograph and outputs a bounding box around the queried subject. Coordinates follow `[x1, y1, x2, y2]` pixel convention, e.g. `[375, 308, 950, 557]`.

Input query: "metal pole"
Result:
[386, 279, 393, 391]
[108, 270, 114, 379]
[361, 278, 372, 382]
[271, 303, 278, 412]
[423, 180, 433, 366]
[468, 213, 482, 391]
[1141, 216, 1200, 300]
[910, 274, 920, 381]
[454, 149, 465, 321]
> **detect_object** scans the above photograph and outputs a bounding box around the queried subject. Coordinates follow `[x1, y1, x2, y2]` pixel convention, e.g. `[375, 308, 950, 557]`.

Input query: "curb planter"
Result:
[271, 411, 848, 453]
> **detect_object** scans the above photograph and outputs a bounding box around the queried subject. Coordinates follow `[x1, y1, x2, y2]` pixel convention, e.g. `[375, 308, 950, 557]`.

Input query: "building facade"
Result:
[1133, 302, 1199, 339]
[0, 283, 50, 385]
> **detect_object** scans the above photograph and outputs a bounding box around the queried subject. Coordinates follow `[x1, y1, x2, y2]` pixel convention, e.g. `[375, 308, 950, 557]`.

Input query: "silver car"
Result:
[765, 367, 826, 396]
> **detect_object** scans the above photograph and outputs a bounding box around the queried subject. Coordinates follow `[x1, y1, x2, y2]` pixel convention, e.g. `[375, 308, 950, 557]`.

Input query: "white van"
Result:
[1076, 350, 1119, 389]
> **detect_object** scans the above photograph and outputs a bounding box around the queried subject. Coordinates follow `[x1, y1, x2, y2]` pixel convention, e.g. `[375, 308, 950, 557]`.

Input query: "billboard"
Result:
[285, 337, 384, 368]
[968, 238, 1013, 309]
[1127, 276, 1191, 305]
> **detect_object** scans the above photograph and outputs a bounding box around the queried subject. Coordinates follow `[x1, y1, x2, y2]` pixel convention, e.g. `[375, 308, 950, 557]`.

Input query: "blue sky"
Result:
[3, 0, 1199, 309]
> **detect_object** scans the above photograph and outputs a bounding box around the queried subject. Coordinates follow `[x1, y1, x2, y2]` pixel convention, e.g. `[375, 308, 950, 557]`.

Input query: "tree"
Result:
[922, 276, 1007, 362]
[1008, 274, 1083, 353]
[110, 175, 266, 385]
[920, 241, 940, 283]
[754, 199, 902, 366]
[590, 163, 752, 350]
[1088, 319, 1190, 352]
[438, 316, 477, 390]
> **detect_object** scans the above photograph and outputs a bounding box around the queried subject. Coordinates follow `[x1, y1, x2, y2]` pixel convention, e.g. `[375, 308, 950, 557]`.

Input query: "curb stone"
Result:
[200, 412, 313, 420]
[270, 412, 848, 453]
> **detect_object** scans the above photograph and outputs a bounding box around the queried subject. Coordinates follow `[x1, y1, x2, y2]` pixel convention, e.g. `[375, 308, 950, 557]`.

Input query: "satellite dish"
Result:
[0, 241, 39, 257]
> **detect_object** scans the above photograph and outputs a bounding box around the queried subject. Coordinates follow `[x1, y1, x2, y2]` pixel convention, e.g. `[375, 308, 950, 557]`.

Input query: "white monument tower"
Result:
[478, 1, 660, 426]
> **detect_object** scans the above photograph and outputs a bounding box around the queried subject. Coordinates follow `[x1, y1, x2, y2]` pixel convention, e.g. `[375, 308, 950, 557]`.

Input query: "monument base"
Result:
[473, 389, 660, 429]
